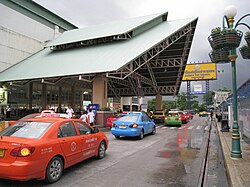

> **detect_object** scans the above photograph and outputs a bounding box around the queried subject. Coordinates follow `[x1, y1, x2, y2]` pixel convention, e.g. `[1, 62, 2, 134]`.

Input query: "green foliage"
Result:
[147, 99, 156, 111]
[176, 92, 187, 110]
[162, 100, 176, 111]
[217, 87, 231, 92]
[211, 27, 221, 34]
[147, 92, 202, 112]
[245, 31, 250, 37]
[202, 91, 214, 106]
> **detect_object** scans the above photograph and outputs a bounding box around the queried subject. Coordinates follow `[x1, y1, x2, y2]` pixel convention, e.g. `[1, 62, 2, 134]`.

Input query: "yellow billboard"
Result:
[182, 63, 217, 81]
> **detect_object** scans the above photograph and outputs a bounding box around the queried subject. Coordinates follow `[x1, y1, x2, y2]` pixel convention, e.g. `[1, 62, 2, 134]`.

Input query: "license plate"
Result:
[0, 148, 5, 157]
[119, 125, 126, 129]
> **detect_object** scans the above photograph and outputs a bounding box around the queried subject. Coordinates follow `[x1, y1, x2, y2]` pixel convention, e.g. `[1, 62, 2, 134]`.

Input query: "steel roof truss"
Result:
[109, 85, 177, 96]
[106, 23, 192, 80]
[146, 63, 158, 92]
[108, 81, 120, 98]
[175, 31, 192, 94]
[109, 78, 131, 87]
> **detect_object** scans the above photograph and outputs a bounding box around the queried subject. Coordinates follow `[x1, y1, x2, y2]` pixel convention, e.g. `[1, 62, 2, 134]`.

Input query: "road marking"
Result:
[196, 126, 202, 130]
[169, 127, 176, 129]
[188, 126, 194, 129]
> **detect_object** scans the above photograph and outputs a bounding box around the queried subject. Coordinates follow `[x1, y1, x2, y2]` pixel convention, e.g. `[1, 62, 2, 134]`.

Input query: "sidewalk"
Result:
[217, 122, 250, 187]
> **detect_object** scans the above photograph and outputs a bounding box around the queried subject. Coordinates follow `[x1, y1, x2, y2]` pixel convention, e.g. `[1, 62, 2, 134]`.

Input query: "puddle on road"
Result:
[151, 131, 203, 186]
[148, 121, 206, 187]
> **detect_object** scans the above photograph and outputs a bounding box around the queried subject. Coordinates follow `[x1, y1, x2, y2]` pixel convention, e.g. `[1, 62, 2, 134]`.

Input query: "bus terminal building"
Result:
[0, 1, 198, 120]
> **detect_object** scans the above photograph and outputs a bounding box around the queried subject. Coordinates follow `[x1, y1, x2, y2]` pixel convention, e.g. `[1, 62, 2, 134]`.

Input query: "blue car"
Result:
[111, 112, 156, 140]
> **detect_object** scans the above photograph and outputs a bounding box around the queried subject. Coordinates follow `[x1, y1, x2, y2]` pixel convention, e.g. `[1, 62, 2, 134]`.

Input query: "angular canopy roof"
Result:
[0, 12, 198, 97]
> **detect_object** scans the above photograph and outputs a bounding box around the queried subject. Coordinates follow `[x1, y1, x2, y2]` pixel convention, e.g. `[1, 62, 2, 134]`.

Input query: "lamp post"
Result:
[208, 5, 250, 159]
[224, 5, 242, 159]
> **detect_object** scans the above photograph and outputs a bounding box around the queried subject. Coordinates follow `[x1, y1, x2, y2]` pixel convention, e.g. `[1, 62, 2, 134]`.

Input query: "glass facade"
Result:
[4, 83, 90, 115]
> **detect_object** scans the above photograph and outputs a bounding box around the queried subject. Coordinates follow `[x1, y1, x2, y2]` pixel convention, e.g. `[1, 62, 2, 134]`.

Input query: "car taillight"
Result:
[178, 117, 182, 120]
[112, 124, 117, 127]
[165, 117, 168, 120]
[10, 147, 35, 157]
[129, 124, 138, 128]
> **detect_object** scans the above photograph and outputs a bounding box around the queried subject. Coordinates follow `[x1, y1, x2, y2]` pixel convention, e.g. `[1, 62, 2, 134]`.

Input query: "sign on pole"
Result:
[182, 63, 217, 81]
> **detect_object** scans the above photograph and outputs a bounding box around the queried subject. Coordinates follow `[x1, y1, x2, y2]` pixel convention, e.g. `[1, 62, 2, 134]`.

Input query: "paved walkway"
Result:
[217, 122, 250, 187]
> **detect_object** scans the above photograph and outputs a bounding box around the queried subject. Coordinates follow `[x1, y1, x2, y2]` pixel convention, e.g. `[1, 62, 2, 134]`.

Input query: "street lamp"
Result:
[208, 5, 250, 159]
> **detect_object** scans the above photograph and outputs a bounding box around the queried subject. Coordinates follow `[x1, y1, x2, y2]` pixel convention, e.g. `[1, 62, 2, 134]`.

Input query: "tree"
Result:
[217, 87, 231, 92]
[162, 100, 176, 111]
[147, 99, 156, 111]
[176, 92, 187, 110]
[202, 91, 214, 106]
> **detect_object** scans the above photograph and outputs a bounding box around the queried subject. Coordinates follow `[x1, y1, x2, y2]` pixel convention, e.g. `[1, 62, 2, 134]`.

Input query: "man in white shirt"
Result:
[87, 109, 95, 126]
[80, 110, 88, 123]
[66, 106, 74, 119]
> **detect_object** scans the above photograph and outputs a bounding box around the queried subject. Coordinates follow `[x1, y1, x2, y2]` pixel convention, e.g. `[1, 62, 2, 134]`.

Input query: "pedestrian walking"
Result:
[66, 106, 74, 119]
[87, 109, 95, 126]
[210, 111, 214, 121]
[80, 110, 88, 123]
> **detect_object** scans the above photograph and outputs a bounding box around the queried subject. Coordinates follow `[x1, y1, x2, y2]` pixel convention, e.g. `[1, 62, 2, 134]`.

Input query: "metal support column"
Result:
[206, 80, 209, 111]
[187, 81, 191, 110]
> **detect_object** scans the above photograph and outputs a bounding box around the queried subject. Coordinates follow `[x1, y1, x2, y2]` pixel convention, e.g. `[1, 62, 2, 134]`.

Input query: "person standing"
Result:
[80, 110, 88, 123]
[87, 109, 95, 126]
[0, 106, 4, 120]
[66, 106, 74, 119]
[210, 111, 214, 121]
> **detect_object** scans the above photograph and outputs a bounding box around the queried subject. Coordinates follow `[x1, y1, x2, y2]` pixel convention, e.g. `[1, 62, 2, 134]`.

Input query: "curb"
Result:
[217, 122, 250, 186]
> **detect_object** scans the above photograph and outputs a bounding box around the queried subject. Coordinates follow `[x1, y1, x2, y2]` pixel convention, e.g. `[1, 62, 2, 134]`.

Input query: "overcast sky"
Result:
[34, 0, 250, 93]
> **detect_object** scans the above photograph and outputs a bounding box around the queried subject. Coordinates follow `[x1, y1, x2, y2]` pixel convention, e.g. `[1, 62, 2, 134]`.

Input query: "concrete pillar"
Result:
[138, 97, 141, 111]
[155, 93, 162, 111]
[27, 82, 33, 110]
[92, 75, 108, 109]
[120, 97, 123, 111]
[41, 84, 47, 110]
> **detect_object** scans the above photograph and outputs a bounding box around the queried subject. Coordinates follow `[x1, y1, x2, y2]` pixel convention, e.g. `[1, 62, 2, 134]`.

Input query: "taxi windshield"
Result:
[0, 121, 52, 139]
[168, 113, 178, 117]
[117, 115, 139, 122]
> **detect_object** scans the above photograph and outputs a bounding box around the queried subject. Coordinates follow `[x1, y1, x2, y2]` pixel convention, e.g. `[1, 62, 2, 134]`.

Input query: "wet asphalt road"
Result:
[0, 116, 228, 187]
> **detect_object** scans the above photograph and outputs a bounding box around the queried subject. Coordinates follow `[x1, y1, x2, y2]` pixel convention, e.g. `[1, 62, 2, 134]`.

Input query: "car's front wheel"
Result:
[45, 156, 63, 184]
[151, 126, 156, 135]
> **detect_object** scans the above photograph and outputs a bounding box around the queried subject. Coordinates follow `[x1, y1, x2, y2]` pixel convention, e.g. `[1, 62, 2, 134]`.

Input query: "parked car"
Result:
[184, 110, 196, 115]
[111, 111, 156, 140]
[199, 111, 210, 117]
[164, 111, 182, 126]
[7, 111, 68, 126]
[152, 111, 166, 123]
[0, 115, 108, 183]
[177, 111, 189, 124]
[106, 113, 127, 128]
[184, 111, 193, 120]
